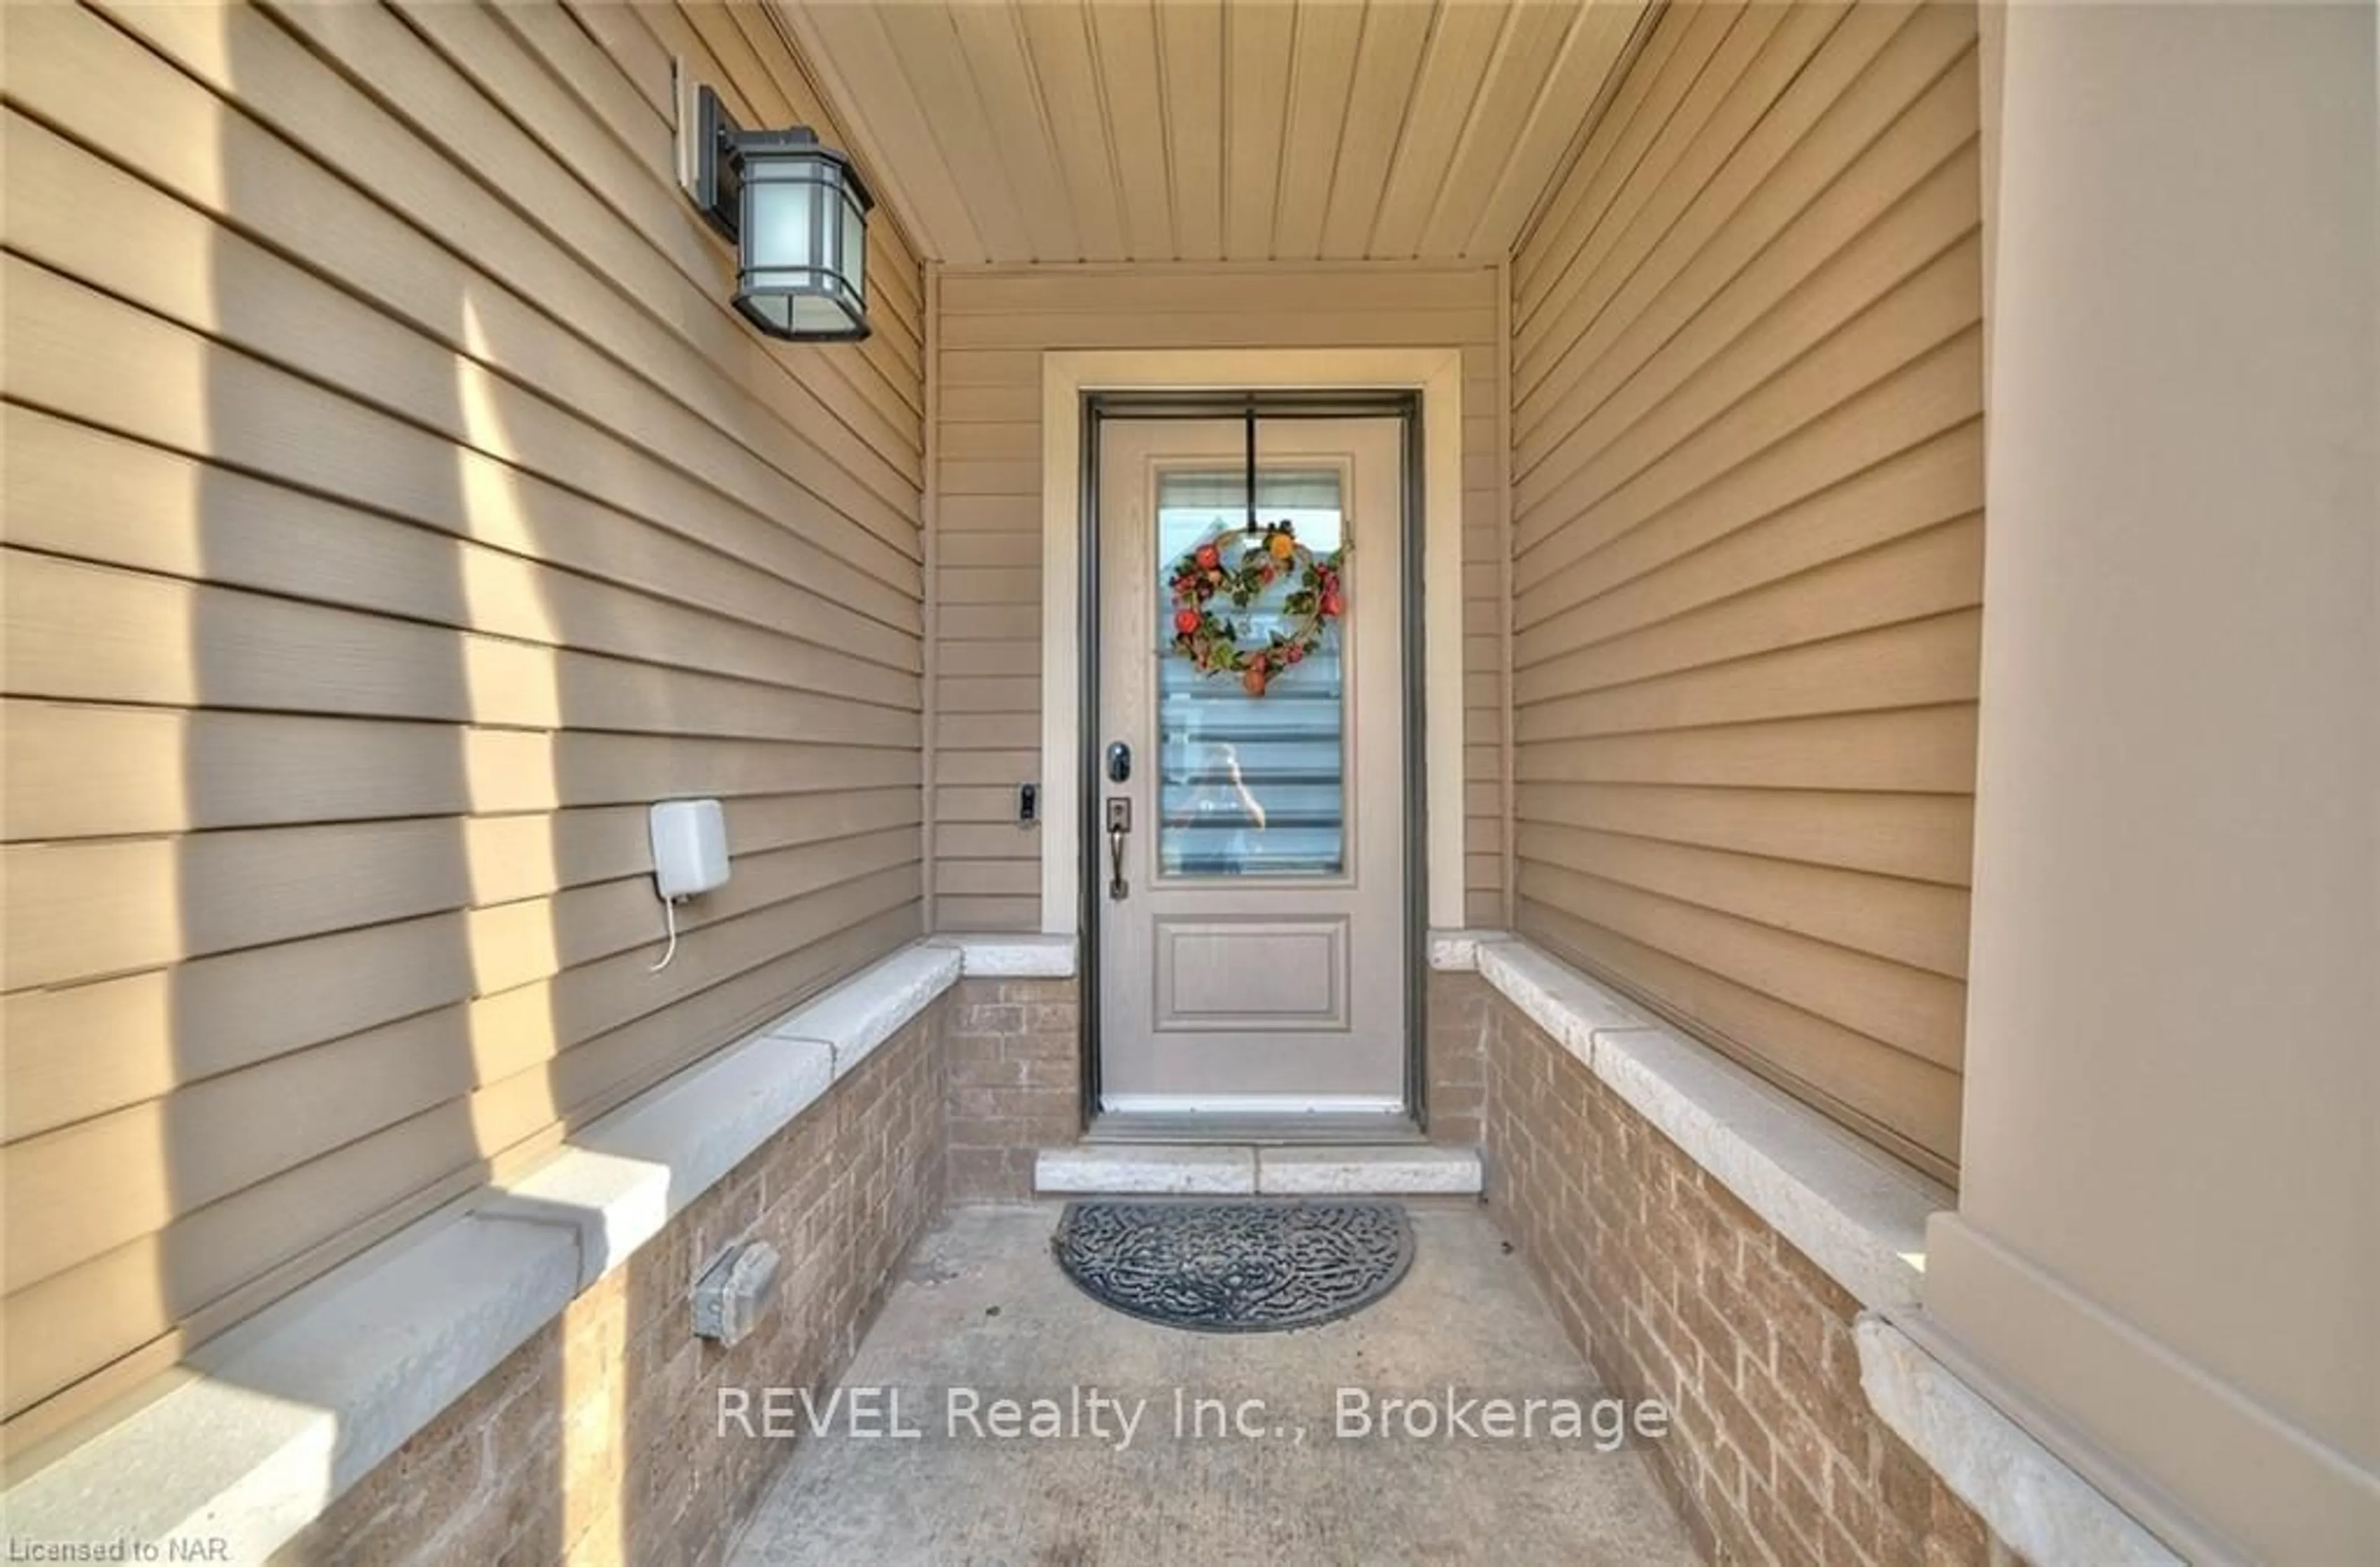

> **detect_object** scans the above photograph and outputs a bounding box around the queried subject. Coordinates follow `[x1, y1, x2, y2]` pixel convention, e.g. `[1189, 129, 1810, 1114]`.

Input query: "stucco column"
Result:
[1921, 3, 2378, 1561]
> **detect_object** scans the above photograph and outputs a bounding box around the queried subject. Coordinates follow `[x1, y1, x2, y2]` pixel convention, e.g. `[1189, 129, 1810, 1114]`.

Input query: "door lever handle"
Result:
[1105, 797, 1131, 901]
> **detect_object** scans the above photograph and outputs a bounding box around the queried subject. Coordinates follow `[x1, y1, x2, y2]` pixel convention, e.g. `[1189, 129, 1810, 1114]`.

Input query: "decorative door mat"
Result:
[1051, 1198, 1414, 1332]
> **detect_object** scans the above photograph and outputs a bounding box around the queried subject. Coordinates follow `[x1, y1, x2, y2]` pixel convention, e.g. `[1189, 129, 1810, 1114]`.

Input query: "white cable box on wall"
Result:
[649, 798, 729, 901]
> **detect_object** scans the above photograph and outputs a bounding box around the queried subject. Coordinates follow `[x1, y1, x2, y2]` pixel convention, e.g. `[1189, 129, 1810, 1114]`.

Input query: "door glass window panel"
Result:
[1154, 468, 1346, 878]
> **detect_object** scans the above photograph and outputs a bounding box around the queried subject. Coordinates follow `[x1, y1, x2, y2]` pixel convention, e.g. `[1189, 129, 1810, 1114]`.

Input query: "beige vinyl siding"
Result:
[1507, 0, 1985, 1181]
[930, 263, 1509, 933]
[0, 0, 925, 1442]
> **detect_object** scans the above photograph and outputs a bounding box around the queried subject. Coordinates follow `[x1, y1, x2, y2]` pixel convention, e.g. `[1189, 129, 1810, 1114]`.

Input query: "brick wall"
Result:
[944, 977, 1080, 1201]
[1481, 994, 2014, 1567]
[1424, 970, 1490, 1146]
[276, 1010, 946, 1567]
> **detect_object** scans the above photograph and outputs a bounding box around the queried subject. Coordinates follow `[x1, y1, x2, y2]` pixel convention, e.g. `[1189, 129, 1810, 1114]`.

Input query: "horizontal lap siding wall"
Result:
[1507, 1, 1985, 1181]
[0, 0, 926, 1442]
[931, 264, 1509, 932]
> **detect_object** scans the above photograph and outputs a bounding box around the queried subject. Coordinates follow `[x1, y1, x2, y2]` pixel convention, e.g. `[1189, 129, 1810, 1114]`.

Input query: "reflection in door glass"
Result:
[1155, 469, 1346, 878]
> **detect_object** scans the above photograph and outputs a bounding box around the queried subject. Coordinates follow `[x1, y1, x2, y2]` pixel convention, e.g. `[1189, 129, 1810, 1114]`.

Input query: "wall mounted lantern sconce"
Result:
[679, 79, 873, 343]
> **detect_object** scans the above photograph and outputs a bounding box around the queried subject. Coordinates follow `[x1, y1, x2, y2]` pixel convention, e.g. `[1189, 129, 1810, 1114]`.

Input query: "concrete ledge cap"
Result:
[1256, 1146, 1482, 1194]
[772, 944, 963, 1079]
[1, 940, 967, 1559]
[1, 1212, 581, 1561]
[1460, 934, 1942, 1313]
[1474, 939, 1648, 1066]
[1036, 1145, 1256, 1194]
[487, 1031, 837, 1290]
[1594, 1026, 1939, 1313]
[1857, 1317, 2184, 1567]
[931, 933, 1078, 978]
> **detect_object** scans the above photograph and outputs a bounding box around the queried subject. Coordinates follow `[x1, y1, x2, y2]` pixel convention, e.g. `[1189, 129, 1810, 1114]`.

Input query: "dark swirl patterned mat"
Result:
[1051, 1199, 1414, 1332]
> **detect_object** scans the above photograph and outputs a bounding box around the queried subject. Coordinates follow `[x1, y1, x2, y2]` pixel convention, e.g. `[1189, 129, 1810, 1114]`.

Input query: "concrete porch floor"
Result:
[728, 1203, 1693, 1566]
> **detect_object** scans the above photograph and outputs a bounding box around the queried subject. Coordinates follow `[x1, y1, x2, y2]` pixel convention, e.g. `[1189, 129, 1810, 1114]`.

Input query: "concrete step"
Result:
[1034, 1143, 1482, 1197]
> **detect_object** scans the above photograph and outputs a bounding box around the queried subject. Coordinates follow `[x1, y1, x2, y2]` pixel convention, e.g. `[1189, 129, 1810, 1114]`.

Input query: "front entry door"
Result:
[1095, 416, 1407, 1115]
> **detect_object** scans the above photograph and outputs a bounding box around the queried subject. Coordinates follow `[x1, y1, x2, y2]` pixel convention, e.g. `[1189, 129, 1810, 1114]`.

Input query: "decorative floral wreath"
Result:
[1166, 521, 1345, 696]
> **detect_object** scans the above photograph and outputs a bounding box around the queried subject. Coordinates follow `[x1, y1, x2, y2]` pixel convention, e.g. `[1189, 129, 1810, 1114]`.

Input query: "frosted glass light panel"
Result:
[732, 131, 871, 342]
[1155, 468, 1347, 879]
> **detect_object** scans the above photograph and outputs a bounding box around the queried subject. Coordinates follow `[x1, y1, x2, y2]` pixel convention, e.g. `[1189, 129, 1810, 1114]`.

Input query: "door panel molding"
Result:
[1152, 917, 1350, 1032]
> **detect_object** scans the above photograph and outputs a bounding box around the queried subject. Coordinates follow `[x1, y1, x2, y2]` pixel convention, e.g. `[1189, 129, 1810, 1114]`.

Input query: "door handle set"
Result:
[1105, 740, 1134, 899]
[1106, 797, 1132, 901]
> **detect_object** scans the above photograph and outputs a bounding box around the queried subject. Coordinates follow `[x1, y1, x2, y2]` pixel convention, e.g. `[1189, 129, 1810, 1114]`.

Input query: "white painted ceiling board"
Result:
[770, 0, 1653, 263]
[1270, 1, 1367, 257]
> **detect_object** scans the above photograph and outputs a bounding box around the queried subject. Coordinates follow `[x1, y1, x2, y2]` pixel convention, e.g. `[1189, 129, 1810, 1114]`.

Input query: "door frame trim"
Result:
[1051, 365, 1457, 1131]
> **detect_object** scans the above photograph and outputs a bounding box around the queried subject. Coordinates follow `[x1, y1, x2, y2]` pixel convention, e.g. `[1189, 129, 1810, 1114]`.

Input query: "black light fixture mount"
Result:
[682, 81, 873, 343]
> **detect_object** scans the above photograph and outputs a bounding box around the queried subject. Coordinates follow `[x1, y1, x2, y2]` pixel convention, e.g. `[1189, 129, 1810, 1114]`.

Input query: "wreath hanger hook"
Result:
[1243, 403, 1259, 535]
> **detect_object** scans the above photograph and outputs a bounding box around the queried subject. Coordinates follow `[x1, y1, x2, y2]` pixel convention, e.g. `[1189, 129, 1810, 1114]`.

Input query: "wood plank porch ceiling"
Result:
[769, 0, 1651, 265]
